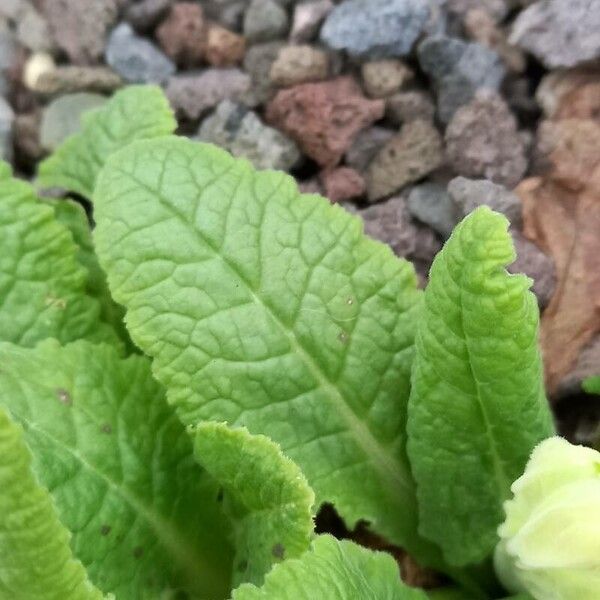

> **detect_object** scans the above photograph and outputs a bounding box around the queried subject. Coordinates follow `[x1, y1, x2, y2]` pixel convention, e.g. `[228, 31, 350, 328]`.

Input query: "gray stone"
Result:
[105, 23, 175, 84]
[166, 69, 251, 120]
[320, 0, 430, 58]
[16, 4, 53, 52]
[125, 0, 173, 31]
[42, 0, 118, 65]
[509, 229, 556, 308]
[407, 183, 458, 238]
[0, 23, 18, 96]
[446, 0, 510, 21]
[510, 0, 600, 69]
[197, 99, 301, 170]
[445, 91, 527, 188]
[345, 126, 395, 171]
[386, 91, 436, 125]
[290, 0, 333, 43]
[270, 45, 329, 87]
[448, 176, 523, 227]
[367, 119, 444, 201]
[418, 35, 505, 123]
[0, 0, 28, 20]
[40, 93, 106, 151]
[243, 41, 285, 105]
[357, 195, 442, 278]
[204, 0, 247, 30]
[244, 0, 289, 43]
[29, 66, 123, 95]
[0, 96, 14, 161]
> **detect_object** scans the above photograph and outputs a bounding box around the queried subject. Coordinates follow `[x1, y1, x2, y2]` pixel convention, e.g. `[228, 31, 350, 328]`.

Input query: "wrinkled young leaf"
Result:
[52, 200, 132, 349]
[0, 162, 119, 347]
[0, 407, 106, 600]
[37, 85, 176, 199]
[193, 422, 314, 587]
[92, 137, 442, 565]
[232, 534, 427, 600]
[0, 340, 233, 599]
[407, 208, 555, 567]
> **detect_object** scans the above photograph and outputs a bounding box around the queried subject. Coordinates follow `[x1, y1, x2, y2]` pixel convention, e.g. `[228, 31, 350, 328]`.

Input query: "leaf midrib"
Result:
[20, 417, 227, 595]
[117, 164, 413, 501]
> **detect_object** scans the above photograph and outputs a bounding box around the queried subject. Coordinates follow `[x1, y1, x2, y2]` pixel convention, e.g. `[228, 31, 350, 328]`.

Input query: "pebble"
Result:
[205, 24, 246, 67]
[448, 176, 523, 227]
[345, 126, 395, 172]
[269, 45, 329, 87]
[510, 0, 600, 69]
[166, 69, 251, 120]
[106, 23, 176, 84]
[366, 119, 444, 201]
[13, 111, 43, 164]
[42, 0, 118, 65]
[197, 99, 300, 171]
[204, 0, 247, 30]
[361, 59, 413, 99]
[320, 0, 430, 58]
[40, 93, 107, 151]
[407, 183, 457, 238]
[243, 41, 285, 105]
[156, 2, 206, 67]
[290, 0, 333, 43]
[357, 195, 442, 275]
[15, 3, 53, 52]
[445, 91, 527, 188]
[125, 0, 173, 32]
[27, 65, 123, 95]
[23, 52, 55, 91]
[319, 167, 366, 202]
[0, 96, 14, 161]
[446, 0, 509, 22]
[265, 76, 384, 168]
[386, 91, 436, 126]
[244, 0, 289, 43]
[417, 35, 505, 123]
[509, 229, 556, 308]
[0, 24, 17, 96]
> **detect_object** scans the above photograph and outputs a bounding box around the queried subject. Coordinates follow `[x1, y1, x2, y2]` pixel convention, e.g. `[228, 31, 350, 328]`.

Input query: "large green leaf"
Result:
[37, 85, 176, 200]
[92, 137, 438, 564]
[0, 407, 106, 600]
[52, 199, 132, 349]
[232, 534, 427, 600]
[193, 422, 314, 587]
[0, 340, 233, 599]
[407, 207, 555, 567]
[0, 162, 119, 347]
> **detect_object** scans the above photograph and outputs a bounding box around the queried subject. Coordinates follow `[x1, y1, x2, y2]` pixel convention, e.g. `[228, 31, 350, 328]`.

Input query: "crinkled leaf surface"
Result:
[0, 340, 233, 599]
[193, 422, 314, 588]
[0, 162, 119, 347]
[92, 137, 440, 564]
[53, 199, 132, 349]
[407, 208, 555, 567]
[232, 534, 427, 600]
[37, 85, 176, 200]
[0, 407, 106, 600]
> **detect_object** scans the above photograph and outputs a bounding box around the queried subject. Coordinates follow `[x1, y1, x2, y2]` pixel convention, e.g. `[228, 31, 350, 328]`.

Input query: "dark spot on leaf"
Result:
[237, 559, 248, 572]
[133, 546, 144, 559]
[272, 543, 285, 559]
[100, 524, 111, 536]
[101, 423, 112, 434]
[216, 487, 224, 503]
[56, 388, 72, 405]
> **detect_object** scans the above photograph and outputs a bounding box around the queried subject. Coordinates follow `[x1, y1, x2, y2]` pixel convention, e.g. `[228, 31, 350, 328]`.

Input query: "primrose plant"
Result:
[0, 86, 597, 600]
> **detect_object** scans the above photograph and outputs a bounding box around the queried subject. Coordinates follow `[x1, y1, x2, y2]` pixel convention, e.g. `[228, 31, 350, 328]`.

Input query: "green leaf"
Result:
[192, 422, 314, 587]
[232, 534, 427, 600]
[407, 207, 555, 567]
[37, 85, 176, 200]
[582, 376, 600, 395]
[0, 340, 233, 599]
[92, 137, 439, 565]
[0, 162, 120, 348]
[52, 199, 132, 349]
[0, 406, 106, 600]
